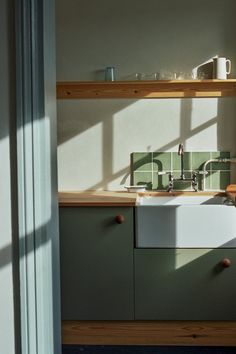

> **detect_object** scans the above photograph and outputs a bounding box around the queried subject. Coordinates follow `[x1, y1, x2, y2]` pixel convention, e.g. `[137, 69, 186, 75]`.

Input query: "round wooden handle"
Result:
[115, 215, 125, 224]
[221, 258, 231, 268]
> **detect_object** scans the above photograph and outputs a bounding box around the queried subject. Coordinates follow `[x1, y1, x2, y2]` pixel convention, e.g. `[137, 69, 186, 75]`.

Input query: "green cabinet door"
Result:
[60, 207, 134, 320]
[135, 248, 236, 320]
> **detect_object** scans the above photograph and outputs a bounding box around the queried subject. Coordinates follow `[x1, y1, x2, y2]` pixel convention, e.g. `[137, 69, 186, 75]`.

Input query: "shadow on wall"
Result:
[56, 0, 236, 190]
[58, 99, 139, 189]
[57, 97, 236, 190]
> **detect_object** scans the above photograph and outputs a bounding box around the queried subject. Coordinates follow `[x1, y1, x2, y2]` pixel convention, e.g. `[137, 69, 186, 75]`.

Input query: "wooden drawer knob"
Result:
[221, 258, 231, 268]
[115, 215, 125, 224]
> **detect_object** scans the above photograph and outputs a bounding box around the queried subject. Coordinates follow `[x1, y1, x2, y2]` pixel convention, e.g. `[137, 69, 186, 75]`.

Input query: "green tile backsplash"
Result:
[131, 152, 152, 172]
[192, 152, 211, 171]
[153, 152, 171, 172]
[132, 171, 153, 190]
[131, 151, 230, 191]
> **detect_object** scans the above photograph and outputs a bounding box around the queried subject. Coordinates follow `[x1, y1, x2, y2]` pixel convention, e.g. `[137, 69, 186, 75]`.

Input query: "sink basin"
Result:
[136, 195, 236, 248]
[136, 195, 226, 206]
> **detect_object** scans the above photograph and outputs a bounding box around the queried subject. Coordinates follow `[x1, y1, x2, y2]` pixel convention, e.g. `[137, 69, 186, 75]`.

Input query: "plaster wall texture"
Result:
[56, 0, 236, 191]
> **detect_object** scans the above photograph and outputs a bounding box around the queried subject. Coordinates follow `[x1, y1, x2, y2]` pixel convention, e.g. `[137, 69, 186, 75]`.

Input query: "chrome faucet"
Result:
[171, 143, 196, 191]
[158, 144, 200, 192]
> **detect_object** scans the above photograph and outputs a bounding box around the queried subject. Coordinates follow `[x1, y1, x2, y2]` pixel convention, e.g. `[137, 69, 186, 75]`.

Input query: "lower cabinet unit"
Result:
[134, 248, 236, 320]
[60, 205, 236, 321]
[59, 207, 134, 320]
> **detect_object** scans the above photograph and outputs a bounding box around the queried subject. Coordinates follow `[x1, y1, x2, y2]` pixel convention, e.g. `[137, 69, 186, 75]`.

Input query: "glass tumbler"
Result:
[105, 67, 116, 81]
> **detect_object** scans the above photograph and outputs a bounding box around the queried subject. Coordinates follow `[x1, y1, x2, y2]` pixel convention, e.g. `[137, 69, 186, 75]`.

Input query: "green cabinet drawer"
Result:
[135, 248, 236, 320]
[60, 207, 134, 320]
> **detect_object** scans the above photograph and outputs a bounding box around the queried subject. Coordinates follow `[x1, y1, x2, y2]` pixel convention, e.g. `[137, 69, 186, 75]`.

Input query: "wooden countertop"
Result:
[59, 190, 225, 207]
[59, 191, 137, 206]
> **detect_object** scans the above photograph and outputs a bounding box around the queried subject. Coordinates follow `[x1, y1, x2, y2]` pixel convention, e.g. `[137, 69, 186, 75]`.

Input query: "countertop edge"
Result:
[59, 202, 136, 207]
[58, 191, 226, 207]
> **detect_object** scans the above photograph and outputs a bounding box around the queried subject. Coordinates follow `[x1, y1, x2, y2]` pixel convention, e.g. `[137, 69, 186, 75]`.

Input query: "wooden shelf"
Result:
[56, 80, 236, 99]
[62, 320, 236, 346]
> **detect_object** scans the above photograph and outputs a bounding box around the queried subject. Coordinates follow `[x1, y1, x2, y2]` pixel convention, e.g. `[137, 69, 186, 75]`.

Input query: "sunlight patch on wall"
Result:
[57, 97, 236, 191]
[191, 98, 218, 130]
[186, 123, 217, 151]
[58, 122, 103, 190]
[112, 99, 182, 174]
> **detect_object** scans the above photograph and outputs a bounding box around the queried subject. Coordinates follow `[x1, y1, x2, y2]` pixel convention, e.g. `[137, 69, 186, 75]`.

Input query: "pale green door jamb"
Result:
[16, 0, 61, 353]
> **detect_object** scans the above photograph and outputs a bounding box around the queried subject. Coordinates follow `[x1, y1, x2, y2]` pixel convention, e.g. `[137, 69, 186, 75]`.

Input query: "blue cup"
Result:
[105, 66, 115, 81]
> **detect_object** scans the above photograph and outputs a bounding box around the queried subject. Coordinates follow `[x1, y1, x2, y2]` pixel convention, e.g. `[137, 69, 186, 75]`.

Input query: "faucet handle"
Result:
[157, 171, 166, 175]
[157, 171, 173, 182]
[192, 170, 208, 175]
[157, 171, 172, 176]
[198, 170, 209, 175]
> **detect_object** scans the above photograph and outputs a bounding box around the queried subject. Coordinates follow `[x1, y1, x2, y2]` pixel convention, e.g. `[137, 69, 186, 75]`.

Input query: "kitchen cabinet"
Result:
[59, 201, 236, 322]
[56, 80, 236, 99]
[59, 206, 134, 320]
[135, 249, 236, 320]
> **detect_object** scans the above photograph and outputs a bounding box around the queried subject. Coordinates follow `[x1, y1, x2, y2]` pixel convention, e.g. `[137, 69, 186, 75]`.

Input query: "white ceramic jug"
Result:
[213, 57, 231, 79]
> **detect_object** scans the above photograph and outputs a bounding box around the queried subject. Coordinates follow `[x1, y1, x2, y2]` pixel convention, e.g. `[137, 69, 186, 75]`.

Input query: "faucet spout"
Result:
[178, 143, 184, 156]
[178, 143, 185, 179]
[163, 144, 200, 192]
[201, 157, 236, 191]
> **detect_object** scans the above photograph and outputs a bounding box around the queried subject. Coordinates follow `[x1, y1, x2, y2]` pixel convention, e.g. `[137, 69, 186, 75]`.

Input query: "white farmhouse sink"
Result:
[136, 195, 236, 248]
[137, 195, 226, 206]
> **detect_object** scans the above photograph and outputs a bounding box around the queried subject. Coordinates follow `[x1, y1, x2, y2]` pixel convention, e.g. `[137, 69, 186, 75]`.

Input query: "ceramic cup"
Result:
[213, 57, 231, 79]
[105, 66, 115, 81]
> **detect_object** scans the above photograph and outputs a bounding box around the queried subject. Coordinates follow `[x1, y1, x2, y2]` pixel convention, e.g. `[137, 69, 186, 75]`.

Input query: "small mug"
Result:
[213, 57, 231, 80]
[105, 66, 115, 81]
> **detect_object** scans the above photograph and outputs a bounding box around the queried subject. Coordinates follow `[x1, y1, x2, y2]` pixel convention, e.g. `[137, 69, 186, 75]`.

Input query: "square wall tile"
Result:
[197, 174, 204, 191]
[172, 180, 192, 191]
[204, 172, 211, 190]
[152, 172, 169, 190]
[172, 171, 192, 191]
[210, 152, 230, 171]
[133, 172, 152, 190]
[209, 171, 221, 190]
[204, 171, 230, 191]
[131, 152, 152, 172]
[219, 171, 231, 190]
[153, 152, 171, 172]
[192, 152, 211, 171]
[172, 152, 191, 171]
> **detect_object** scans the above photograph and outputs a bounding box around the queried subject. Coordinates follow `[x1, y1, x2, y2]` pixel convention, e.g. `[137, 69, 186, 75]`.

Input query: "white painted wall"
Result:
[56, 0, 236, 191]
[0, 0, 17, 353]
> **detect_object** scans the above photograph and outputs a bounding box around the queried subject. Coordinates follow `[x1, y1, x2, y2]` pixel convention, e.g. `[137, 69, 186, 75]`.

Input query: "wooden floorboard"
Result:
[62, 321, 236, 346]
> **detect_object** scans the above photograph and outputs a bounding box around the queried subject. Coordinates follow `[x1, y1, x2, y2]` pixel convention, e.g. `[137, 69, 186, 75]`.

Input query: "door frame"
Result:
[15, 0, 61, 353]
